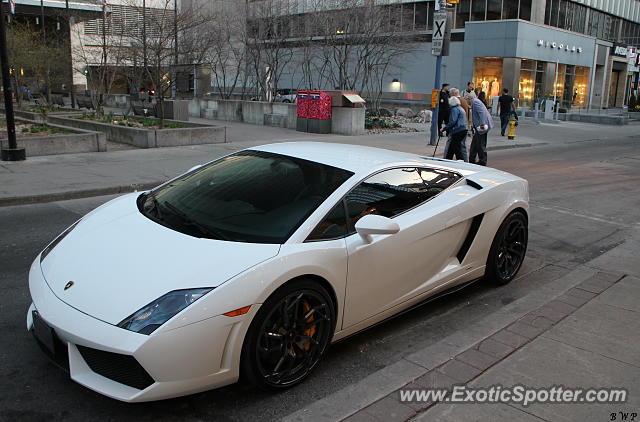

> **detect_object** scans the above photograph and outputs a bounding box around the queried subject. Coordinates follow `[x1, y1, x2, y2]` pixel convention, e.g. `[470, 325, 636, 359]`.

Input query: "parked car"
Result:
[275, 89, 297, 103]
[28, 142, 528, 402]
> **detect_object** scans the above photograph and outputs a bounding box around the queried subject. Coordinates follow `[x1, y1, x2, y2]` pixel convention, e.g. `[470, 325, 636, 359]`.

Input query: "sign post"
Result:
[429, 0, 451, 146]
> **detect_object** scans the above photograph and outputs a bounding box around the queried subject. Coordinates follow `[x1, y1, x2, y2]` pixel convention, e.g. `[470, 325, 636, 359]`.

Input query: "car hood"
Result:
[40, 193, 280, 325]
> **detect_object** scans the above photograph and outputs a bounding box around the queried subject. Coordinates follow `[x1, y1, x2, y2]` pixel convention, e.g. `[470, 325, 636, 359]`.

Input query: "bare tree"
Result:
[6, 21, 70, 108]
[245, 0, 295, 101]
[70, 6, 130, 117]
[122, 0, 214, 126]
[200, 2, 249, 99]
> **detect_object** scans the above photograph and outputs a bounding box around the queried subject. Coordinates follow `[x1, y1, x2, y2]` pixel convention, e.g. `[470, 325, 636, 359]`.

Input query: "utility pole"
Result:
[429, 0, 452, 146]
[171, 0, 178, 98]
[0, 2, 25, 160]
[65, 0, 75, 108]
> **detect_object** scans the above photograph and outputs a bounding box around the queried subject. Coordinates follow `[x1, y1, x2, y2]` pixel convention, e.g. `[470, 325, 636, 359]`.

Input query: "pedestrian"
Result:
[463, 82, 477, 101]
[497, 88, 516, 136]
[440, 95, 468, 161]
[438, 83, 451, 131]
[478, 90, 488, 107]
[453, 87, 472, 138]
[470, 97, 494, 166]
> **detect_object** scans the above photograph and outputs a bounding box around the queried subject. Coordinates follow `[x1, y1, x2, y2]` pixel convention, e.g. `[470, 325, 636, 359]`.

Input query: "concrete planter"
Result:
[0, 123, 106, 156]
[0, 108, 78, 124]
[190, 98, 297, 130]
[45, 115, 226, 148]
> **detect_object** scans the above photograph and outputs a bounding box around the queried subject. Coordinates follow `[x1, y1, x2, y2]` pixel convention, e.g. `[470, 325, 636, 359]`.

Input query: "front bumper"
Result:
[27, 258, 256, 402]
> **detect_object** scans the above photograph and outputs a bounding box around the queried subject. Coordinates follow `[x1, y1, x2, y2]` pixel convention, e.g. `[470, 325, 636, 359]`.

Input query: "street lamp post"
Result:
[0, 2, 26, 161]
[429, 0, 450, 146]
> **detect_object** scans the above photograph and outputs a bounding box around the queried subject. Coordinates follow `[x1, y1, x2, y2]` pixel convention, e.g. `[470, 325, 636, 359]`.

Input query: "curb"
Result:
[0, 181, 163, 207]
[281, 265, 609, 422]
[487, 142, 544, 151]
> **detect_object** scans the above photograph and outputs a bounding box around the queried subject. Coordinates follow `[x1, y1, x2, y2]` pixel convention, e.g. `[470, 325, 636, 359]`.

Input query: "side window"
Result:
[344, 167, 460, 229]
[306, 201, 348, 241]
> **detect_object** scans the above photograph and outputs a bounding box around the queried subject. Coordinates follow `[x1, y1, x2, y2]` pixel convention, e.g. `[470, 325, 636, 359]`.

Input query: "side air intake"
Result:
[456, 214, 484, 263]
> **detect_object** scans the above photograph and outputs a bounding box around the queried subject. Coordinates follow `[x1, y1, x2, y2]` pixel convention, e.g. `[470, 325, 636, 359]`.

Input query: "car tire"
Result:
[240, 279, 335, 390]
[485, 211, 528, 286]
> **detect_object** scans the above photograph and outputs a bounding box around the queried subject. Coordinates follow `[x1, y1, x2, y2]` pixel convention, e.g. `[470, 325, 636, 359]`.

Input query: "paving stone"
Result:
[594, 276, 640, 312]
[362, 395, 416, 422]
[566, 287, 598, 300]
[527, 303, 567, 323]
[437, 359, 482, 383]
[405, 342, 461, 371]
[342, 411, 379, 422]
[488, 329, 530, 349]
[555, 292, 591, 308]
[455, 348, 500, 371]
[412, 369, 459, 390]
[592, 271, 625, 283]
[546, 299, 578, 314]
[506, 321, 546, 339]
[518, 313, 555, 330]
[476, 338, 515, 359]
[577, 278, 613, 294]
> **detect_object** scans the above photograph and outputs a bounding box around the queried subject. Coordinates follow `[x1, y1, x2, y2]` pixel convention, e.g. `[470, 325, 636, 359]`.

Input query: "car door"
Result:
[340, 167, 468, 329]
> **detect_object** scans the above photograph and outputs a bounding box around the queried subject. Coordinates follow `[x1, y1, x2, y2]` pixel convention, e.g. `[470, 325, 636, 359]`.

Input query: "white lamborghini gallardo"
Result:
[27, 142, 528, 402]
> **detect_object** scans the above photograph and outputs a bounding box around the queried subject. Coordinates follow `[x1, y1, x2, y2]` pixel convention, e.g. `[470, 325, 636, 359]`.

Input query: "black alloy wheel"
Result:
[486, 211, 528, 285]
[241, 280, 335, 390]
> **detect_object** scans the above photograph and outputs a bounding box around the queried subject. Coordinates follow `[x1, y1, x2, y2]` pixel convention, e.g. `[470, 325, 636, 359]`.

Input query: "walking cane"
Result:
[432, 131, 442, 157]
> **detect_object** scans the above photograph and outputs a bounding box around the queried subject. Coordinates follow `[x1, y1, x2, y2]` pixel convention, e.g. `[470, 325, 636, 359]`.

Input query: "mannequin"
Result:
[490, 78, 501, 98]
[481, 79, 490, 94]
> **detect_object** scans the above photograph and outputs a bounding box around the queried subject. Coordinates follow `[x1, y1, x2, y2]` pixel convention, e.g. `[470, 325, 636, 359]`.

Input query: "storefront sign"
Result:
[537, 40, 583, 53]
[612, 44, 629, 57]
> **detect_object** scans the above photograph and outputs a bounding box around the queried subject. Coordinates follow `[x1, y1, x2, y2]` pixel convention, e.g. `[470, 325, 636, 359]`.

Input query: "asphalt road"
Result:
[0, 136, 638, 422]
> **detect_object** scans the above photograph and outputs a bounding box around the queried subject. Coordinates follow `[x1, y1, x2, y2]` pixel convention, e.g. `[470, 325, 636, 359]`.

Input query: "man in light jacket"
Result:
[470, 97, 494, 166]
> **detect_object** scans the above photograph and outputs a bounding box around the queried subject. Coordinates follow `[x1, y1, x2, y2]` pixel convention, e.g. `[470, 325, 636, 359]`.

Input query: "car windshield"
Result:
[138, 150, 354, 243]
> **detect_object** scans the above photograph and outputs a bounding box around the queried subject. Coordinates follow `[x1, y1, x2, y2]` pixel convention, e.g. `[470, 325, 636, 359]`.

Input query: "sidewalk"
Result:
[0, 117, 638, 206]
[283, 232, 640, 422]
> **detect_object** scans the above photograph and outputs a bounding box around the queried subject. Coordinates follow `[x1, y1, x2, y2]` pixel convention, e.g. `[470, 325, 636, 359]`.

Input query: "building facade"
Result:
[250, 0, 640, 110]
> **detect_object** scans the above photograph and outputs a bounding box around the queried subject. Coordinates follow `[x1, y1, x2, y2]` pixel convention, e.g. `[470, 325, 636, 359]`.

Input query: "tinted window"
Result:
[138, 150, 353, 243]
[344, 167, 460, 230]
[306, 201, 348, 241]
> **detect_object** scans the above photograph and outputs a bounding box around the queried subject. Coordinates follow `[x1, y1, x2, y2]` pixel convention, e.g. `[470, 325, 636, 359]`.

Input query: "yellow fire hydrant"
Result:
[507, 116, 517, 140]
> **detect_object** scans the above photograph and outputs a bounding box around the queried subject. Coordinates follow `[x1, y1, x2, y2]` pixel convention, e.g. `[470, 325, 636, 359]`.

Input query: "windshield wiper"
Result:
[162, 200, 230, 241]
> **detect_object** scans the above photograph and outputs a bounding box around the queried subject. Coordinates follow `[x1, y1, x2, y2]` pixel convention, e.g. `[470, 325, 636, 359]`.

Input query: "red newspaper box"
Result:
[296, 90, 332, 133]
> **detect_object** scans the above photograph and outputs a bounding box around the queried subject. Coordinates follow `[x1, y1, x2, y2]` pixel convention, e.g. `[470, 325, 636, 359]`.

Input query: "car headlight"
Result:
[40, 220, 80, 263]
[117, 288, 212, 335]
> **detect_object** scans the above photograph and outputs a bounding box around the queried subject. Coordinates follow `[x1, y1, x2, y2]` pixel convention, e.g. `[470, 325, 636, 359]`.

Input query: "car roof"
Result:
[250, 142, 481, 175]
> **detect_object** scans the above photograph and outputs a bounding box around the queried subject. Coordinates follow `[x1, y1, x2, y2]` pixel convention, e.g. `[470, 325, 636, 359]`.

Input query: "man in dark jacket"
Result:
[497, 88, 516, 136]
[437, 83, 450, 131]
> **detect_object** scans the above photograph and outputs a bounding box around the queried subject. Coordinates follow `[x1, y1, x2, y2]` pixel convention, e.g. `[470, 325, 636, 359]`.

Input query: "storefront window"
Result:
[503, 0, 518, 19]
[573, 66, 589, 108]
[415, 2, 428, 31]
[519, 59, 536, 107]
[486, 0, 501, 20]
[473, 58, 503, 99]
[519, 0, 531, 20]
[455, 0, 471, 29]
[471, 0, 486, 21]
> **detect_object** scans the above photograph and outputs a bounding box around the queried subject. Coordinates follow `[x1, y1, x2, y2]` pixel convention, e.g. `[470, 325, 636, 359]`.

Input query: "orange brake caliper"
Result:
[301, 300, 316, 351]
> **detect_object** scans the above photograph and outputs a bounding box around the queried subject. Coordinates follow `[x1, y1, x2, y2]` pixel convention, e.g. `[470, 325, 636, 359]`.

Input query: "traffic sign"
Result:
[432, 11, 446, 56]
[431, 89, 439, 109]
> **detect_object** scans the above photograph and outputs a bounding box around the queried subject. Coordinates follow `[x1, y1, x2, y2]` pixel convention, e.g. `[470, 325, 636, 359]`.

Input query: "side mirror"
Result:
[355, 214, 400, 243]
[188, 164, 202, 173]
